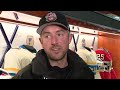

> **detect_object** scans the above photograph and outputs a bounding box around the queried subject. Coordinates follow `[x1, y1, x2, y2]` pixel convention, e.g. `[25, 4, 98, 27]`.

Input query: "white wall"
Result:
[69, 25, 98, 52]
[1, 22, 42, 51]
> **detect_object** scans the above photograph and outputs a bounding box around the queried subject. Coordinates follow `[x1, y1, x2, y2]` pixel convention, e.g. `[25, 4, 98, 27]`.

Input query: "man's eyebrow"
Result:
[56, 29, 66, 33]
[41, 31, 50, 35]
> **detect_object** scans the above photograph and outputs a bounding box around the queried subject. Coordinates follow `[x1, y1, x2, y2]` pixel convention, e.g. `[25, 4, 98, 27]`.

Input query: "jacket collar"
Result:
[31, 49, 77, 77]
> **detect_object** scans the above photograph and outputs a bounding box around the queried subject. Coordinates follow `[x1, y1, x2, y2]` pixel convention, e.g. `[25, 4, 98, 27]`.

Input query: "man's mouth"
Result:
[51, 47, 61, 53]
[52, 48, 59, 50]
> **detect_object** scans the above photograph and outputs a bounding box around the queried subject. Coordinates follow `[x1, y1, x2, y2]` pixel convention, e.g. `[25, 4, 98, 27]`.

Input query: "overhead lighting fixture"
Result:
[114, 16, 120, 21]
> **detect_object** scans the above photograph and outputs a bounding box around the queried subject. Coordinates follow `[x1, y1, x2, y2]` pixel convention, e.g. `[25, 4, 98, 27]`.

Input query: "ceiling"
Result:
[95, 11, 120, 22]
[1, 11, 120, 34]
[100, 11, 120, 17]
[18, 11, 120, 33]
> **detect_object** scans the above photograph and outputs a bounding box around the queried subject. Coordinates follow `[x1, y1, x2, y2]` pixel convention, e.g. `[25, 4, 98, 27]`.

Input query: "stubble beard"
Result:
[46, 46, 68, 61]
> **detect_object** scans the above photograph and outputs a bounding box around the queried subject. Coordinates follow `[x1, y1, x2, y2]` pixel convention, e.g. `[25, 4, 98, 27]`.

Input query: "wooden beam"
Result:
[17, 11, 48, 17]
[0, 16, 39, 28]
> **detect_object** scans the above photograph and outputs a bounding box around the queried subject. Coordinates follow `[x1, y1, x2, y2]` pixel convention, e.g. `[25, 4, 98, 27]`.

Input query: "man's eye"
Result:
[45, 35, 51, 38]
[57, 33, 64, 36]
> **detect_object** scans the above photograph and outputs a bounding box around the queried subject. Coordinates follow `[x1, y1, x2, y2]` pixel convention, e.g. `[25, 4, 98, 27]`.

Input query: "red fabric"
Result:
[111, 69, 117, 79]
[0, 72, 7, 76]
[99, 69, 117, 79]
[95, 48, 112, 62]
[99, 72, 111, 79]
[95, 48, 117, 79]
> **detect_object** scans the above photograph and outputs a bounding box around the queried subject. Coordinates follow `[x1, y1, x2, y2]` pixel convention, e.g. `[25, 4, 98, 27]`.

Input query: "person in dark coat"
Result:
[12, 11, 94, 79]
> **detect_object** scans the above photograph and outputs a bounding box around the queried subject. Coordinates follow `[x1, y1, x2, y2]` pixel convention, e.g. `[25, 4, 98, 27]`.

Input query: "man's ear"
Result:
[39, 38, 42, 44]
[69, 34, 73, 44]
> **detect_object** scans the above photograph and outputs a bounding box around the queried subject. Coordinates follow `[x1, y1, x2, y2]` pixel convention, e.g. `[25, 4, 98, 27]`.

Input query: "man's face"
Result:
[39, 25, 72, 61]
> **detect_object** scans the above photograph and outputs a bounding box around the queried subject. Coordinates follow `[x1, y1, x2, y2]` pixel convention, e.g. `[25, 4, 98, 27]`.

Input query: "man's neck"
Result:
[49, 56, 68, 68]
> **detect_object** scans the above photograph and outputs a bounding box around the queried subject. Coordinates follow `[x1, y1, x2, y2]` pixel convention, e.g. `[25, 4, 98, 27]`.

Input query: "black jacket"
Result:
[12, 49, 94, 79]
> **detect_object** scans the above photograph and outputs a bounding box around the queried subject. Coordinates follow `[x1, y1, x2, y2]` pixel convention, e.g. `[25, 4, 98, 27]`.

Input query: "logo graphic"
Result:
[82, 38, 86, 47]
[45, 12, 57, 22]
[26, 35, 34, 46]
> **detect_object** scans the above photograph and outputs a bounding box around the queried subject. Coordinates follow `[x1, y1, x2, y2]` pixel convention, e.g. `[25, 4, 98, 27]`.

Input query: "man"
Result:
[12, 11, 94, 79]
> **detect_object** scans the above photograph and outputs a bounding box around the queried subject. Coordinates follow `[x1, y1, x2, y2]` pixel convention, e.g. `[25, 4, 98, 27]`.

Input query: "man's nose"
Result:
[51, 36, 58, 45]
